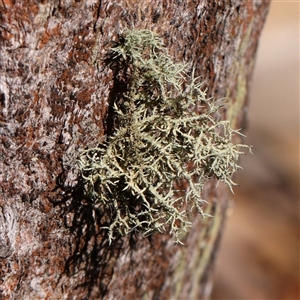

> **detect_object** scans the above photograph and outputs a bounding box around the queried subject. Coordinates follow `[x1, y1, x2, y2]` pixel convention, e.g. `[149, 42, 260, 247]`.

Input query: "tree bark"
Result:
[0, 1, 270, 299]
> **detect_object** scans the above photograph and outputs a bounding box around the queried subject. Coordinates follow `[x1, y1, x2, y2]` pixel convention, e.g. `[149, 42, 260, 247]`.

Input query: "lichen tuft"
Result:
[78, 29, 249, 243]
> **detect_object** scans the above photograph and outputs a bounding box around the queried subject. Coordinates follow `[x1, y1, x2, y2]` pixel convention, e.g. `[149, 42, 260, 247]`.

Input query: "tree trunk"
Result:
[0, 1, 270, 299]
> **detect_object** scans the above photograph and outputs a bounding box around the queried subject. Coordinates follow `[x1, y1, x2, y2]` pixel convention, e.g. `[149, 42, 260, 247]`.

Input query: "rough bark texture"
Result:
[0, 1, 269, 299]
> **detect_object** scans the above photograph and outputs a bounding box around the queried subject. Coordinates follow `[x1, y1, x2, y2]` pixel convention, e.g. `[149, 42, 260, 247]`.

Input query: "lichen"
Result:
[78, 29, 248, 243]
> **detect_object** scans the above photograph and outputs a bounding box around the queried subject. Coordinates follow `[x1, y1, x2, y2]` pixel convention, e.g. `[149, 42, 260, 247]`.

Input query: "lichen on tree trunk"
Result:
[0, 1, 270, 299]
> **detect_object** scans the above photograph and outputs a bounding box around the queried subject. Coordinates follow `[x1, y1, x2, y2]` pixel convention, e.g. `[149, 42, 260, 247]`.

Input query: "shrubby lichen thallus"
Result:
[78, 29, 249, 244]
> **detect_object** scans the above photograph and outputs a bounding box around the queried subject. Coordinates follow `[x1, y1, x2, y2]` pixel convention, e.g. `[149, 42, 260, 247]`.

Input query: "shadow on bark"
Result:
[53, 49, 135, 298]
[57, 180, 123, 298]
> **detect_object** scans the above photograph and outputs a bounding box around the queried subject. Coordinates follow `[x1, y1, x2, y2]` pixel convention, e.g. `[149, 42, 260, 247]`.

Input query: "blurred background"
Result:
[211, 1, 299, 299]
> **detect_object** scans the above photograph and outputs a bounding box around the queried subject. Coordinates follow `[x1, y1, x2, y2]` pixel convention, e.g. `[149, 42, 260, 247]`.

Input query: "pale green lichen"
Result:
[78, 29, 248, 243]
